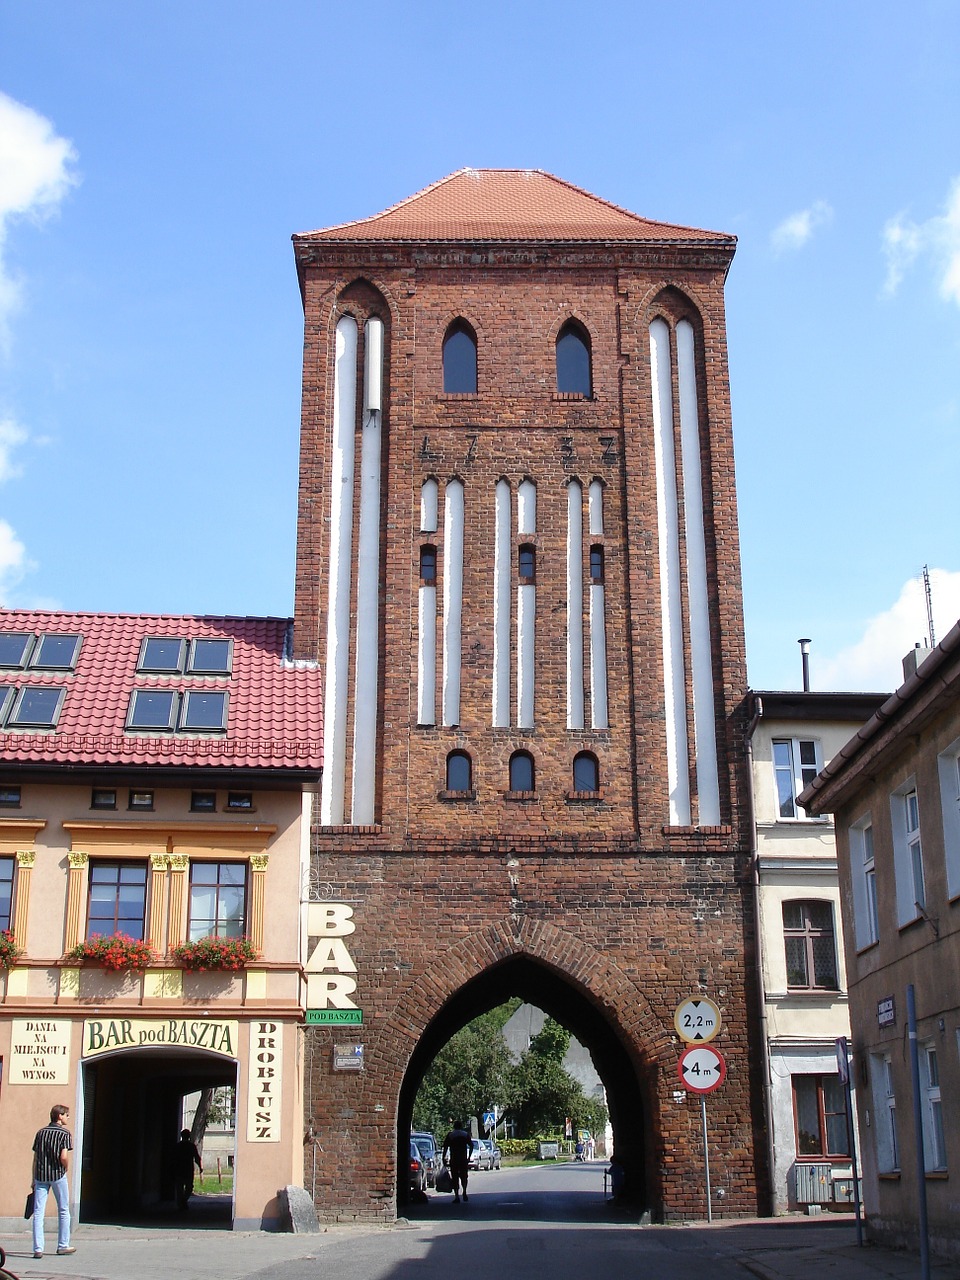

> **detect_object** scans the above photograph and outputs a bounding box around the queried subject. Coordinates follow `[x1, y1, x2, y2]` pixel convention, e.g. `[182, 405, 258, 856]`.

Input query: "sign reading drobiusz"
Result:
[306, 1009, 363, 1025]
[674, 997, 722, 1044]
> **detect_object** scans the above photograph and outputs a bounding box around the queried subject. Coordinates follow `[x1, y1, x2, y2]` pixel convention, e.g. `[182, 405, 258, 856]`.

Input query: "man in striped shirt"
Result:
[31, 1104, 75, 1259]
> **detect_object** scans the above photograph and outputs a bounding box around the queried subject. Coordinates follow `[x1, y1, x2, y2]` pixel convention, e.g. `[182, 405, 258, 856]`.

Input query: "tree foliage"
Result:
[413, 1007, 608, 1143]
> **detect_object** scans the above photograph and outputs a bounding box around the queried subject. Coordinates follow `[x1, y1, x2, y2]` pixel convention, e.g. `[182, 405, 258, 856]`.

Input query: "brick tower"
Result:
[292, 170, 762, 1220]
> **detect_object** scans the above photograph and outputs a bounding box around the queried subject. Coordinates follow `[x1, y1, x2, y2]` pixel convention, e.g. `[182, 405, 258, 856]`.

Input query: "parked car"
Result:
[468, 1138, 500, 1170]
[411, 1132, 440, 1187]
[409, 1139, 427, 1195]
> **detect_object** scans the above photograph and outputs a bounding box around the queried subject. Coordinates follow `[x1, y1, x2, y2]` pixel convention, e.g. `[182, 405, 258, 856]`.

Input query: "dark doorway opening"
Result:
[397, 955, 651, 1213]
[79, 1049, 237, 1228]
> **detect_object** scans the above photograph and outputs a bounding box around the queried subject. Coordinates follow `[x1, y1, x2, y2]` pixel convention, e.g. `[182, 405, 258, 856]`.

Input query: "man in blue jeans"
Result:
[32, 1104, 75, 1259]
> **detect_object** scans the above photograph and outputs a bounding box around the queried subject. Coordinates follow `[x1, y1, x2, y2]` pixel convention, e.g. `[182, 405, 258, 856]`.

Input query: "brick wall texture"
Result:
[292, 219, 765, 1221]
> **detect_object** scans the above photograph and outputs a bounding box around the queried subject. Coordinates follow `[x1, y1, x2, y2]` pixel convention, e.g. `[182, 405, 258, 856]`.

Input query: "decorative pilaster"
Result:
[148, 854, 170, 951]
[13, 850, 35, 948]
[64, 851, 89, 951]
[250, 855, 269, 952]
[168, 855, 189, 948]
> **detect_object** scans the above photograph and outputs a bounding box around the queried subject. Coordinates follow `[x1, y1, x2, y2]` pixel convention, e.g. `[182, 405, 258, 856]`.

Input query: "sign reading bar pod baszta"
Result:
[83, 1017, 238, 1057]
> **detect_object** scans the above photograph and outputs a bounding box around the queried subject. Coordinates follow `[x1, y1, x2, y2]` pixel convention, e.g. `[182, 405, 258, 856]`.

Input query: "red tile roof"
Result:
[0, 611, 322, 773]
[295, 168, 733, 245]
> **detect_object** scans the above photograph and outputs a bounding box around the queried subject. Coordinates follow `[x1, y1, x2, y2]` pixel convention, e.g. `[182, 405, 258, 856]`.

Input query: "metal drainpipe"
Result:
[745, 694, 778, 1214]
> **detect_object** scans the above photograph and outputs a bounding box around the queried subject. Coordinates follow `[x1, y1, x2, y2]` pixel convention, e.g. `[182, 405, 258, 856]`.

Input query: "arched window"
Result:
[509, 751, 535, 793]
[419, 544, 437, 585]
[573, 752, 599, 793]
[443, 320, 477, 393]
[446, 750, 472, 793]
[518, 544, 536, 584]
[556, 320, 592, 396]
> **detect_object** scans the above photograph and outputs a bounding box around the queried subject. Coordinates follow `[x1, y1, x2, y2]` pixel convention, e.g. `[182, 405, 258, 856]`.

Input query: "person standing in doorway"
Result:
[442, 1120, 472, 1204]
[175, 1129, 203, 1210]
[31, 1104, 75, 1259]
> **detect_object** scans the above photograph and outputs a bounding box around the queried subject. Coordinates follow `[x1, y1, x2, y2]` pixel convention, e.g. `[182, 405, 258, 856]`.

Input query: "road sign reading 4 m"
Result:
[678, 1045, 727, 1094]
[674, 997, 722, 1044]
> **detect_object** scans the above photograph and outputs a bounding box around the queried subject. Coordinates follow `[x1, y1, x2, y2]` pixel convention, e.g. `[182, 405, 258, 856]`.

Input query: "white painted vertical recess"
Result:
[320, 315, 358, 826]
[518, 479, 537, 535]
[677, 320, 720, 825]
[517, 480, 536, 729]
[418, 584, 437, 726]
[420, 478, 438, 533]
[589, 479, 604, 537]
[442, 479, 464, 726]
[493, 479, 511, 726]
[590, 582, 609, 731]
[566, 481, 584, 729]
[350, 317, 384, 824]
[650, 318, 691, 826]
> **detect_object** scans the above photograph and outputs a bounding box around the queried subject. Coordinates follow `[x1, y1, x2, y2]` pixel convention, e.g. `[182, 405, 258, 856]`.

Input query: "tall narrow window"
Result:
[590, 545, 604, 583]
[509, 751, 535, 794]
[518, 545, 536, 583]
[0, 855, 14, 932]
[420, 545, 437, 585]
[849, 817, 879, 948]
[922, 1045, 947, 1170]
[891, 782, 925, 925]
[792, 1075, 849, 1157]
[446, 750, 472, 794]
[443, 320, 477, 393]
[872, 1054, 899, 1172]
[556, 320, 592, 396]
[773, 738, 820, 819]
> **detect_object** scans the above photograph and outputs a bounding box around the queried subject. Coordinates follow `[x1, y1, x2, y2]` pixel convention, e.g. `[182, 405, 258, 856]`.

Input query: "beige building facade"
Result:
[801, 626, 960, 1262]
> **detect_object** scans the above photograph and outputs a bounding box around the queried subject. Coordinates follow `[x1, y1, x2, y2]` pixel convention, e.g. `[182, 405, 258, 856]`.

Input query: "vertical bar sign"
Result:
[247, 1021, 282, 1142]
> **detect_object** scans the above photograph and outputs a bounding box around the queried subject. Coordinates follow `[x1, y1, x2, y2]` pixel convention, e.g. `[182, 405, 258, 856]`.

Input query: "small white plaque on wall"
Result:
[9, 1018, 73, 1085]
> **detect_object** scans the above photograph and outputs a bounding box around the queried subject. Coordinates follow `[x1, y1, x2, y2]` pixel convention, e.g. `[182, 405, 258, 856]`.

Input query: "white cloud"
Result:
[771, 200, 833, 254]
[882, 176, 960, 305]
[0, 519, 28, 603]
[0, 91, 78, 340]
[0, 417, 28, 482]
[815, 569, 960, 692]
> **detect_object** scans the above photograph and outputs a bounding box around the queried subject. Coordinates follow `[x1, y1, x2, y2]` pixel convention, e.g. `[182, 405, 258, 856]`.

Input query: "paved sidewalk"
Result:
[1, 1213, 957, 1280]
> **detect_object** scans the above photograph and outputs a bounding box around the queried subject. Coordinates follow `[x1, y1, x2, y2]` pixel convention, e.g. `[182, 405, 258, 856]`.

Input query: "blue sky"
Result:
[1, 0, 958, 693]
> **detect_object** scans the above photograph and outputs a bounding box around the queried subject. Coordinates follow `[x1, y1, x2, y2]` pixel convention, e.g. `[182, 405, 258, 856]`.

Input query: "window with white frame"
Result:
[937, 739, 960, 900]
[849, 817, 879, 949]
[890, 782, 926, 926]
[871, 1053, 899, 1173]
[772, 738, 821, 819]
[920, 1044, 947, 1171]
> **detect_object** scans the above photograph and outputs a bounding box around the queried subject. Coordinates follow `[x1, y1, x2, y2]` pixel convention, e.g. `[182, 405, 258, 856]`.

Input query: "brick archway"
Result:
[389, 917, 672, 1214]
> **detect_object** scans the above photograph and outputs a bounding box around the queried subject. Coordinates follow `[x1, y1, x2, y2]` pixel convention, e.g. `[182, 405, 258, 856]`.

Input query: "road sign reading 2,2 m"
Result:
[674, 997, 722, 1044]
[677, 1045, 727, 1094]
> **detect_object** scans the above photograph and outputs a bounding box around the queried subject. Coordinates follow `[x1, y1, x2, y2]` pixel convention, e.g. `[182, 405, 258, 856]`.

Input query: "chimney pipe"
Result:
[798, 638, 811, 692]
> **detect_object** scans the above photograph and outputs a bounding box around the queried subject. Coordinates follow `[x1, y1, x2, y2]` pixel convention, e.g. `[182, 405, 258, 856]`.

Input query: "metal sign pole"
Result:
[700, 1093, 712, 1223]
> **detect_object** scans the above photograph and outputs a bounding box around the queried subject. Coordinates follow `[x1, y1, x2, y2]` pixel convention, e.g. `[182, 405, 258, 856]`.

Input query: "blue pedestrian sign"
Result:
[483, 1110, 496, 1131]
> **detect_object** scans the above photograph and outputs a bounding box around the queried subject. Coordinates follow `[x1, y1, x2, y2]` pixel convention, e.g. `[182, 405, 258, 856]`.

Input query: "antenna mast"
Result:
[923, 565, 936, 648]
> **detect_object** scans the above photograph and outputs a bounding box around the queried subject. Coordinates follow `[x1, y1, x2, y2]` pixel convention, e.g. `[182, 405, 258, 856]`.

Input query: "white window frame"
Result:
[849, 815, 879, 949]
[890, 780, 925, 927]
[772, 737, 822, 821]
[937, 737, 960, 900]
[872, 1052, 899, 1173]
[921, 1043, 947, 1171]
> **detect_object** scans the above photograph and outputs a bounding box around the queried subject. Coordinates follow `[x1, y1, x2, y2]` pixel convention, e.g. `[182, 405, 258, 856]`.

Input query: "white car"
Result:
[468, 1138, 501, 1170]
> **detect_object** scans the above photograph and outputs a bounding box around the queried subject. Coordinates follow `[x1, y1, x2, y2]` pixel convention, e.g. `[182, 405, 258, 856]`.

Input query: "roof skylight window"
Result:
[32, 634, 81, 670]
[127, 689, 178, 731]
[0, 633, 34, 669]
[188, 638, 232, 675]
[181, 690, 228, 732]
[9, 686, 65, 728]
[0, 686, 14, 721]
[138, 637, 186, 673]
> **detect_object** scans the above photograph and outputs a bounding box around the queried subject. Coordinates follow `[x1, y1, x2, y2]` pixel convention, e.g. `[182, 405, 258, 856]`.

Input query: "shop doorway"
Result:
[77, 1048, 238, 1227]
